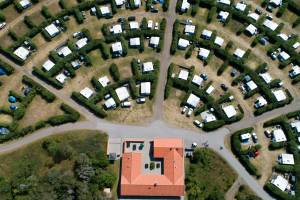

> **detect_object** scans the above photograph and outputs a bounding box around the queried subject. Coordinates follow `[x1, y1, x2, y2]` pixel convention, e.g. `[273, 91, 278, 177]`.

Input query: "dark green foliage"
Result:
[109, 63, 120, 81]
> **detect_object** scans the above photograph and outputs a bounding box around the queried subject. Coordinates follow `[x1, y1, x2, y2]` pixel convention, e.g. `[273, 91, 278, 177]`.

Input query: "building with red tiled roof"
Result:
[120, 138, 184, 197]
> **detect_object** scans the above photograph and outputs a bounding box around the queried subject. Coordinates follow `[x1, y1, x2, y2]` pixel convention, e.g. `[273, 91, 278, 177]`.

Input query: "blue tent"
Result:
[8, 96, 17, 103]
[0, 67, 6, 76]
[10, 105, 17, 111]
[0, 127, 9, 135]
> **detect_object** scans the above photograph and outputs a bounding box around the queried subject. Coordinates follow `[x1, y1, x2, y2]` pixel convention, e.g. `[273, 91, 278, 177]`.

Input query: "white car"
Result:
[121, 101, 131, 108]
[0, 22, 6, 29]
[73, 32, 82, 38]
[191, 142, 198, 148]
[136, 97, 146, 104]
[193, 120, 203, 128]
[186, 108, 193, 117]
[182, 106, 188, 114]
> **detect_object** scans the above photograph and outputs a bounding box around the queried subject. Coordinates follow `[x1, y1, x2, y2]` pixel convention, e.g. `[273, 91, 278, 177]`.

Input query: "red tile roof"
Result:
[120, 138, 184, 196]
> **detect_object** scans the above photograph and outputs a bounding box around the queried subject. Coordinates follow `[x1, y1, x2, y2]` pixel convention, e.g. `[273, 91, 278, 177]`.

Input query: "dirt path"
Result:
[225, 176, 244, 200]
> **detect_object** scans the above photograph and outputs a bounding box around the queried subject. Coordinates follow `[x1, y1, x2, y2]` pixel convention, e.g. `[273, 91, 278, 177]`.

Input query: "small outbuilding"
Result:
[76, 37, 88, 49]
[272, 129, 287, 142]
[272, 90, 287, 102]
[98, 76, 110, 87]
[178, 69, 189, 80]
[245, 24, 258, 36]
[14, 47, 30, 61]
[42, 60, 55, 71]
[142, 62, 154, 73]
[178, 38, 190, 49]
[192, 75, 204, 86]
[271, 175, 289, 192]
[44, 23, 60, 38]
[198, 48, 210, 60]
[263, 19, 279, 31]
[214, 36, 224, 47]
[184, 25, 195, 35]
[56, 73, 67, 84]
[149, 37, 160, 48]
[234, 48, 245, 59]
[222, 105, 237, 118]
[129, 37, 141, 47]
[112, 42, 123, 56]
[201, 29, 212, 40]
[278, 153, 294, 165]
[105, 98, 116, 109]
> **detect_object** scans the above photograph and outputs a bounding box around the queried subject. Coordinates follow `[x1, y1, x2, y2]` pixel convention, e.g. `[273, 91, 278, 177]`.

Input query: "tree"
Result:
[42, 139, 74, 163]
[191, 148, 211, 166]
[92, 170, 116, 189]
[206, 188, 225, 200]
[75, 153, 95, 182]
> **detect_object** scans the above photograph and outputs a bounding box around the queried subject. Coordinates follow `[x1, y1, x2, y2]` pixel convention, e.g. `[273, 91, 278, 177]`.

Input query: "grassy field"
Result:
[185, 148, 237, 200]
[0, 130, 119, 200]
[235, 185, 262, 200]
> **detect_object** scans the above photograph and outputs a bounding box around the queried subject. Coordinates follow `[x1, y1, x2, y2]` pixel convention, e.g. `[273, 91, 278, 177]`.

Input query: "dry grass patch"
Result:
[17, 96, 64, 129]
[0, 34, 14, 48]
[105, 101, 153, 124]
[0, 114, 13, 125]
[2, 5, 19, 23]
[11, 21, 29, 38]
[47, 2, 62, 16]
[28, 11, 46, 26]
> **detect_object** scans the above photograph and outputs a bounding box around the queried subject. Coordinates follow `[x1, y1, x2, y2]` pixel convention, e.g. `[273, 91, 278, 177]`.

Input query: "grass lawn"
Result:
[0, 130, 119, 199]
[185, 148, 237, 200]
[11, 21, 30, 38]
[235, 185, 262, 200]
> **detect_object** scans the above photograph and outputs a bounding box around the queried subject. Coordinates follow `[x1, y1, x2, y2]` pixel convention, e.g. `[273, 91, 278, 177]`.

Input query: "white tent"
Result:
[19, 0, 31, 8]
[248, 13, 260, 21]
[277, 33, 288, 41]
[140, 82, 151, 96]
[142, 62, 154, 73]
[134, 0, 141, 7]
[100, 6, 110, 15]
[218, 11, 229, 22]
[14, 47, 30, 61]
[278, 51, 290, 61]
[217, 0, 230, 5]
[206, 85, 215, 94]
[198, 48, 210, 59]
[291, 121, 300, 133]
[279, 153, 294, 165]
[115, 87, 130, 102]
[245, 24, 258, 36]
[56, 73, 67, 84]
[270, 0, 282, 6]
[186, 93, 200, 108]
[222, 105, 237, 118]
[80, 87, 94, 99]
[234, 48, 245, 58]
[292, 42, 300, 49]
[129, 21, 139, 29]
[201, 29, 212, 39]
[263, 19, 279, 31]
[272, 90, 287, 102]
[44, 23, 60, 37]
[129, 37, 141, 47]
[246, 80, 257, 91]
[201, 111, 216, 123]
[111, 24, 122, 34]
[76, 37, 88, 49]
[150, 37, 160, 48]
[181, 0, 190, 11]
[240, 133, 251, 141]
[112, 42, 123, 54]
[214, 36, 224, 47]
[178, 69, 189, 80]
[57, 46, 72, 57]
[42, 60, 55, 71]
[105, 98, 116, 109]
[273, 129, 287, 142]
[178, 38, 190, 49]
[148, 20, 153, 29]
[184, 25, 195, 35]
[255, 96, 267, 108]
[271, 175, 289, 191]
[98, 76, 110, 87]
[115, 0, 125, 6]
[259, 72, 273, 84]
[235, 2, 246, 11]
[192, 75, 204, 86]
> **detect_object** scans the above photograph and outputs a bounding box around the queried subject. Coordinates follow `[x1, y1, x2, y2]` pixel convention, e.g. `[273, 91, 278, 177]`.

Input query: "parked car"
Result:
[73, 32, 82, 38]
[187, 108, 193, 117]
[255, 8, 262, 15]
[191, 142, 198, 148]
[118, 17, 126, 23]
[136, 97, 146, 104]
[252, 132, 258, 143]
[0, 22, 6, 29]
[121, 101, 131, 108]
[200, 73, 208, 80]
[182, 106, 188, 114]
[264, 130, 271, 138]
[221, 84, 228, 91]
[193, 120, 203, 128]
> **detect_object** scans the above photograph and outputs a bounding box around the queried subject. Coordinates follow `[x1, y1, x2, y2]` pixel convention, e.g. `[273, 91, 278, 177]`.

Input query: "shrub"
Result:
[268, 141, 285, 150]
[207, 6, 216, 23]
[162, 0, 169, 11]
[202, 120, 225, 131]
[109, 63, 120, 81]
